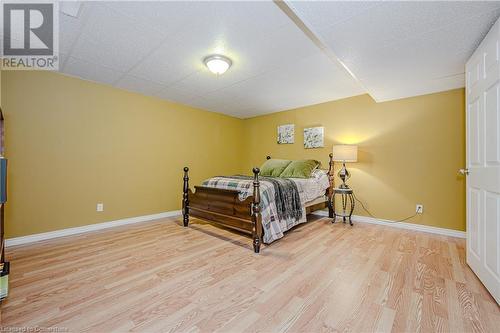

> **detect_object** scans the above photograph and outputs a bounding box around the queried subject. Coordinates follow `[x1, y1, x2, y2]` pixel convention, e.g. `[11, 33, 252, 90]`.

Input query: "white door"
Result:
[465, 17, 500, 304]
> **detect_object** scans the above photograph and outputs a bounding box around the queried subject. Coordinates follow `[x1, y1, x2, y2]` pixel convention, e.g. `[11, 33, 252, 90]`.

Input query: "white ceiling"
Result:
[58, 1, 500, 117]
[59, 1, 364, 118]
[286, 0, 500, 102]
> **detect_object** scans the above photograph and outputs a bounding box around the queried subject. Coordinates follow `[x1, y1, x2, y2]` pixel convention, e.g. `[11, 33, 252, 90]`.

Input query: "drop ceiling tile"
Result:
[287, 1, 381, 30]
[288, 0, 500, 102]
[168, 70, 245, 97]
[349, 8, 500, 98]
[333, 7, 500, 68]
[64, 56, 125, 85]
[59, 16, 81, 55]
[127, 42, 203, 86]
[292, 1, 500, 52]
[209, 1, 292, 35]
[369, 74, 465, 102]
[130, 11, 319, 90]
[68, 3, 166, 72]
[184, 96, 245, 115]
[165, 22, 323, 97]
[154, 86, 199, 106]
[59, 5, 87, 55]
[57, 1, 363, 116]
[102, 1, 199, 37]
[105, 1, 291, 40]
[206, 53, 365, 117]
[58, 52, 68, 70]
[69, 33, 135, 72]
[60, 2, 83, 18]
[114, 75, 165, 97]
[343, 11, 498, 81]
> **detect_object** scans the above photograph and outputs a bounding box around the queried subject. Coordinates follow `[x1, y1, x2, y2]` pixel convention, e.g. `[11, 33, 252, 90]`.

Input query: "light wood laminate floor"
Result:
[1, 216, 499, 332]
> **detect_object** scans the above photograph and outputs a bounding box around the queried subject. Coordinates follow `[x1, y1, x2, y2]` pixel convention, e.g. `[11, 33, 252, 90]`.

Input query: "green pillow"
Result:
[260, 159, 292, 177]
[279, 159, 320, 178]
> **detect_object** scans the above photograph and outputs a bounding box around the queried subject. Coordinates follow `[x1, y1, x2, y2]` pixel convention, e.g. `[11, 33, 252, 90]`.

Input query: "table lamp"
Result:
[332, 145, 358, 188]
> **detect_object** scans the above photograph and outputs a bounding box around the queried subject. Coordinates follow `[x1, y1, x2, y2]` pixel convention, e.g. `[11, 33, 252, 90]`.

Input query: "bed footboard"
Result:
[182, 167, 263, 253]
[182, 154, 334, 253]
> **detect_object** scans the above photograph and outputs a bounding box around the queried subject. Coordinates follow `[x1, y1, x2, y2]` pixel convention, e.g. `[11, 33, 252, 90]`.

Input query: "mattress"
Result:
[289, 169, 331, 204]
[305, 195, 328, 207]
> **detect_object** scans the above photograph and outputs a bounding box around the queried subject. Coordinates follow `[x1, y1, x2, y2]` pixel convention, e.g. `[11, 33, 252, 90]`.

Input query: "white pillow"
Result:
[311, 169, 327, 179]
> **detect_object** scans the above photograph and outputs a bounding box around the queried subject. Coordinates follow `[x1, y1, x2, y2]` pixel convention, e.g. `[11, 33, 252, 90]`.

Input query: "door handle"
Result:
[459, 168, 469, 175]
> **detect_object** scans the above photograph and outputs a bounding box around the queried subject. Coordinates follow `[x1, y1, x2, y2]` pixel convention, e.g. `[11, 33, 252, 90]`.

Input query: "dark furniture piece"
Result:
[0, 107, 7, 302]
[331, 187, 355, 226]
[182, 154, 335, 253]
[0, 108, 5, 264]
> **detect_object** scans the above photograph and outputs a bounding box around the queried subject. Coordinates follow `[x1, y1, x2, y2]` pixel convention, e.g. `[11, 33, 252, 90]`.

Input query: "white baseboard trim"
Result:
[6, 209, 465, 247]
[312, 210, 466, 238]
[5, 210, 182, 247]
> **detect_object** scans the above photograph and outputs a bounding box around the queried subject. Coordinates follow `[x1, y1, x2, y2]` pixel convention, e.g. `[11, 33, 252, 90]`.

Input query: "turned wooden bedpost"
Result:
[327, 153, 334, 218]
[182, 167, 189, 227]
[252, 167, 263, 253]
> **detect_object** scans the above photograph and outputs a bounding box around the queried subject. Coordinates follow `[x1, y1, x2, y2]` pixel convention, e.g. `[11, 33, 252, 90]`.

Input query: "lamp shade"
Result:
[332, 145, 358, 162]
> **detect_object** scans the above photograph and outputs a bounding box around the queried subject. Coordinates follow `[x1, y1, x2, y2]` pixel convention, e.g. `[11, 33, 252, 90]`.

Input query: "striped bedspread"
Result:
[202, 176, 309, 244]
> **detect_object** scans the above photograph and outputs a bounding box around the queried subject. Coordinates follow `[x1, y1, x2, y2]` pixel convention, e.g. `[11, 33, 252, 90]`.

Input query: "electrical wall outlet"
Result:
[96, 203, 104, 212]
[416, 204, 423, 214]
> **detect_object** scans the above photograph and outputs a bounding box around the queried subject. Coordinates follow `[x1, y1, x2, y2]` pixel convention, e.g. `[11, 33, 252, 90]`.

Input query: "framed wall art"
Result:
[277, 124, 294, 144]
[303, 126, 324, 149]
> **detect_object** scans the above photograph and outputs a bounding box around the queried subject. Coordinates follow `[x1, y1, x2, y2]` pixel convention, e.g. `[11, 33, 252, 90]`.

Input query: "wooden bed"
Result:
[182, 154, 335, 253]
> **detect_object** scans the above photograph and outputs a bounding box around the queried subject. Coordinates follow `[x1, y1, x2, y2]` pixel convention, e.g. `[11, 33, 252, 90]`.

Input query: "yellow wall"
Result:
[243, 90, 466, 231]
[2, 71, 244, 238]
[2, 70, 466, 238]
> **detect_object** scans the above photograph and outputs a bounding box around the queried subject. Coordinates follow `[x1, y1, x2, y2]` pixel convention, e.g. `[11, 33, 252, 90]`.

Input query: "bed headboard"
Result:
[264, 153, 335, 198]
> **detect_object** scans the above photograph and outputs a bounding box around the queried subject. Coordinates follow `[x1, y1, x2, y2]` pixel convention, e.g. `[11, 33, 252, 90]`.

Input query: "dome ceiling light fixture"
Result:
[204, 54, 232, 75]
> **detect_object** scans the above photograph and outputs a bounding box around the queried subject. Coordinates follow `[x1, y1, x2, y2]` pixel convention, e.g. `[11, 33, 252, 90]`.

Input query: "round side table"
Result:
[331, 187, 355, 225]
